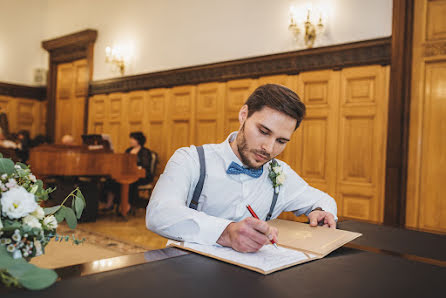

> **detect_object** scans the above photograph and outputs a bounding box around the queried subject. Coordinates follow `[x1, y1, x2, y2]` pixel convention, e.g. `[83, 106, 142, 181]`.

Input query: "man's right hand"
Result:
[216, 217, 278, 252]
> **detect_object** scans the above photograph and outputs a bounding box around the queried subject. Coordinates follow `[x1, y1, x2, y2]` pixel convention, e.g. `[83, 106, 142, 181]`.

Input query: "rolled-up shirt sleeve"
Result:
[146, 147, 232, 245]
[281, 164, 338, 221]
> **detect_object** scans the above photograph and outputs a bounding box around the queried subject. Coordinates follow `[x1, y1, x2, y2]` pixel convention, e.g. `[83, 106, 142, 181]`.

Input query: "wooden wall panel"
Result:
[296, 70, 340, 198]
[337, 65, 389, 222]
[108, 93, 126, 152]
[225, 79, 257, 135]
[167, 86, 196, 157]
[145, 89, 168, 172]
[406, 0, 446, 233]
[195, 82, 225, 145]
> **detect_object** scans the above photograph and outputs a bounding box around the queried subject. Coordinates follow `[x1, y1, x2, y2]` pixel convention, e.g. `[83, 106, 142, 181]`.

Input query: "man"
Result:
[146, 84, 337, 253]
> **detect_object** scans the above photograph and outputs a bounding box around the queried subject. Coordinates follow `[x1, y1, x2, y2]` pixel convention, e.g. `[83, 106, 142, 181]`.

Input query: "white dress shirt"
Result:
[146, 132, 337, 245]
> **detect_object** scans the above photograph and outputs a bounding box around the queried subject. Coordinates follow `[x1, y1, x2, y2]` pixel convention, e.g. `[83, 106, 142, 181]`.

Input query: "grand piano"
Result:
[29, 143, 145, 217]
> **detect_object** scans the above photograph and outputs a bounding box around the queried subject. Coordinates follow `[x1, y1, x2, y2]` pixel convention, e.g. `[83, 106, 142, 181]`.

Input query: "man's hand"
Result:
[308, 210, 336, 229]
[217, 217, 278, 253]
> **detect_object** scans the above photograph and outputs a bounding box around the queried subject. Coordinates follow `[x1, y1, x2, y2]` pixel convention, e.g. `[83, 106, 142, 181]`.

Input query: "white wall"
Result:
[1, 0, 392, 85]
[0, 0, 48, 85]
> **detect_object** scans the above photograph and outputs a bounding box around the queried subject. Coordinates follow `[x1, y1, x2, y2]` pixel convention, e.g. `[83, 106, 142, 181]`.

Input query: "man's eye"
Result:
[277, 139, 286, 144]
[259, 130, 268, 135]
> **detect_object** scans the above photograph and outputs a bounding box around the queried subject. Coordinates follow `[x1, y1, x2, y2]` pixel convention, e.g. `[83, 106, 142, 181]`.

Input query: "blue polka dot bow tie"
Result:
[226, 161, 263, 178]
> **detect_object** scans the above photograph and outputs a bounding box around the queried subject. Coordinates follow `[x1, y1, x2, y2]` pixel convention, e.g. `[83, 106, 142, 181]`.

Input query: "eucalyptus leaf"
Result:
[0, 158, 15, 175]
[44, 205, 61, 216]
[62, 206, 77, 229]
[73, 195, 85, 219]
[7, 262, 57, 290]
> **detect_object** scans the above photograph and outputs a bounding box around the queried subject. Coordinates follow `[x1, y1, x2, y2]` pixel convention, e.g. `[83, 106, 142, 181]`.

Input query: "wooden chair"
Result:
[137, 151, 158, 201]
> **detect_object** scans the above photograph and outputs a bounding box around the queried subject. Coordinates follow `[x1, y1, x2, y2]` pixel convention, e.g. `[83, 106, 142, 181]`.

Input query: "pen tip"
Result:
[273, 243, 278, 249]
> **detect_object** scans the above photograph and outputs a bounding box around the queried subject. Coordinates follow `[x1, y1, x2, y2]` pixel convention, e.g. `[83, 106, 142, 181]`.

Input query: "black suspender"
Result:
[188, 146, 206, 210]
[189, 146, 279, 221]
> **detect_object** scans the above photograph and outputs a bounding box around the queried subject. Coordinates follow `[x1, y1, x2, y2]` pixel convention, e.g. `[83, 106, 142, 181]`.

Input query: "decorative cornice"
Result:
[0, 82, 46, 101]
[424, 41, 446, 57]
[90, 37, 391, 95]
[42, 29, 97, 63]
[42, 29, 97, 51]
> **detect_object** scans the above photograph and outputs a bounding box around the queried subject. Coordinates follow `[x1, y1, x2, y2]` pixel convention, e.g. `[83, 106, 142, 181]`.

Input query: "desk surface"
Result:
[3, 221, 446, 298]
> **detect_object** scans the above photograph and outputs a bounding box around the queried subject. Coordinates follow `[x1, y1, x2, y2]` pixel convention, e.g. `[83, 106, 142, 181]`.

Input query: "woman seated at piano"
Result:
[102, 132, 153, 214]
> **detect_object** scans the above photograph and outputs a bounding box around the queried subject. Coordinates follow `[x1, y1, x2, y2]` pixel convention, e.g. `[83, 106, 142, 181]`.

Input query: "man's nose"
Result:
[261, 138, 275, 153]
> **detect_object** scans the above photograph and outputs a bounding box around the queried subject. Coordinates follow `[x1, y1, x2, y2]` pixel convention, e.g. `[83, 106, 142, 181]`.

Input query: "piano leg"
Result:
[120, 183, 131, 217]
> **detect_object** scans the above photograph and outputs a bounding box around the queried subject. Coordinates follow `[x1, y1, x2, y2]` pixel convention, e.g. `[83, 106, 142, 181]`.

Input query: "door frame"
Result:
[42, 29, 97, 142]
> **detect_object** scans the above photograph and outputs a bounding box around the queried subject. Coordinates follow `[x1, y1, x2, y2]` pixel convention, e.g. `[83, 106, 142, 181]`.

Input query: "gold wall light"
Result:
[289, 5, 325, 48]
[105, 46, 126, 76]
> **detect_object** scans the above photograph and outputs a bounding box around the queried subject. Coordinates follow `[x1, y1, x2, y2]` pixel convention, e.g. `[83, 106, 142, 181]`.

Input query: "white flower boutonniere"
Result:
[268, 160, 286, 194]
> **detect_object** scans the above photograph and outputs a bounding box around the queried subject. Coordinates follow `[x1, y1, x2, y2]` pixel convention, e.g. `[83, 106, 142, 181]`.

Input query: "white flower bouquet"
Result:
[0, 156, 85, 290]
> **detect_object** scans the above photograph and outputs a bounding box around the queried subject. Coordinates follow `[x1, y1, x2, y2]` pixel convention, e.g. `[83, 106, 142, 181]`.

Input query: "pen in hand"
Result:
[246, 205, 278, 249]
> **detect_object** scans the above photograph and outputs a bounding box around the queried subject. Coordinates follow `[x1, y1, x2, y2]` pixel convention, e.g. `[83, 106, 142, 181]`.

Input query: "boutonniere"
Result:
[268, 160, 286, 194]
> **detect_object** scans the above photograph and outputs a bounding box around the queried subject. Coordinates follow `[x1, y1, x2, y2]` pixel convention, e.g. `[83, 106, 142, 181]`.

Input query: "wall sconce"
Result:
[288, 5, 325, 48]
[105, 46, 126, 76]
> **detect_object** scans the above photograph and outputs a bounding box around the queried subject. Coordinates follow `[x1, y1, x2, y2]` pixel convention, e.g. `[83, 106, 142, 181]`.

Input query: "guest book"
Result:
[167, 219, 362, 274]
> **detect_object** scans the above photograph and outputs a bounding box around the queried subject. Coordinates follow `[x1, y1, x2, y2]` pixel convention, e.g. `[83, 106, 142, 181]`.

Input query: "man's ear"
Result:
[239, 105, 248, 125]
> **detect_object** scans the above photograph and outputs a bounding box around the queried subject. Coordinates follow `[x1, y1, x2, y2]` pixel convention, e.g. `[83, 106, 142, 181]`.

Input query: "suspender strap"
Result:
[189, 146, 206, 210]
[265, 191, 279, 221]
[265, 158, 279, 221]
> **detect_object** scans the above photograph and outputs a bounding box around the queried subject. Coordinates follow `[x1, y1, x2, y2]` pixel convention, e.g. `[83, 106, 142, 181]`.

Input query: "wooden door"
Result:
[406, 0, 446, 233]
[55, 59, 88, 144]
[336, 65, 389, 222]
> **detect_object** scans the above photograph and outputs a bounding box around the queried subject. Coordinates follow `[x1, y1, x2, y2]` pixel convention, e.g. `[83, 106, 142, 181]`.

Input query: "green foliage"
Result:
[0, 158, 14, 175]
[0, 246, 57, 290]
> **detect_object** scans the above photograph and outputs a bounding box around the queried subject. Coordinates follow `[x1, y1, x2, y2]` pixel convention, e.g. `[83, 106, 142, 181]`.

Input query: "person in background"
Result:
[61, 134, 75, 145]
[100, 132, 153, 215]
[125, 132, 153, 214]
[16, 130, 31, 163]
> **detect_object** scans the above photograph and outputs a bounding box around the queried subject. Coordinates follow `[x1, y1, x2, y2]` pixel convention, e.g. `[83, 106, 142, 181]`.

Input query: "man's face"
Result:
[235, 106, 297, 169]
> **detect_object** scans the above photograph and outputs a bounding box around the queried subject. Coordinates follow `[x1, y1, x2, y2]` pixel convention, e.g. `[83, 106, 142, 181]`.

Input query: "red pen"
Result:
[246, 205, 278, 249]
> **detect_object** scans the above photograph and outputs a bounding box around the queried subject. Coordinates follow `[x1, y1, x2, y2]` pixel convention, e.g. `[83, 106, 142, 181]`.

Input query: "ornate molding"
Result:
[0, 82, 46, 101]
[424, 41, 446, 57]
[90, 37, 391, 95]
[42, 29, 97, 63]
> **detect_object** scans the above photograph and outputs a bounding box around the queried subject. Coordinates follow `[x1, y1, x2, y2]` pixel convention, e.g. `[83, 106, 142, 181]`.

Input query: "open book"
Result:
[167, 219, 362, 274]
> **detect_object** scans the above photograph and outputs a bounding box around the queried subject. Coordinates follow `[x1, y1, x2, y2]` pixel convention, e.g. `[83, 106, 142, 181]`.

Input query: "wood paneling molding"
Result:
[0, 82, 46, 101]
[90, 37, 391, 95]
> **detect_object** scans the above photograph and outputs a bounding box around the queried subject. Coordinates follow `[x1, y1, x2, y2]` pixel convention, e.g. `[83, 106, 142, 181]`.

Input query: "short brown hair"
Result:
[244, 84, 306, 129]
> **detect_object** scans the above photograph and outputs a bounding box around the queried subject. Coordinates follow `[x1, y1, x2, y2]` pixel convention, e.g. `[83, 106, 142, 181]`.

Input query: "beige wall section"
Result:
[406, 0, 446, 233]
[88, 64, 390, 223]
[0, 96, 46, 137]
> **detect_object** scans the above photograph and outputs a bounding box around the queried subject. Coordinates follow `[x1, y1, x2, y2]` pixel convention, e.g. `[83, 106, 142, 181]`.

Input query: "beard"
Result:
[236, 123, 272, 169]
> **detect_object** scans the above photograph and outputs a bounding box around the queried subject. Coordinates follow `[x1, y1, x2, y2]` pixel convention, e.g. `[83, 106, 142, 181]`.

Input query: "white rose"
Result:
[28, 174, 37, 183]
[273, 166, 282, 174]
[1, 186, 38, 219]
[276, 173, 286, 185]
[43, 215, 58, 230]
[31, 206, 45, 219]
[23, 215, 42, 229]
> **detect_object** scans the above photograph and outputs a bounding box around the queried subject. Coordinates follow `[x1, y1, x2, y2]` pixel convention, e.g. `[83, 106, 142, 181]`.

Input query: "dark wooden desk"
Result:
[3, 221, 445, 298]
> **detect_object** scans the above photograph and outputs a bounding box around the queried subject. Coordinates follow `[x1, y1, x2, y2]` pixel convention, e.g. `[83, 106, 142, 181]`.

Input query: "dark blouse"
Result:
[125, 147, 153, 182]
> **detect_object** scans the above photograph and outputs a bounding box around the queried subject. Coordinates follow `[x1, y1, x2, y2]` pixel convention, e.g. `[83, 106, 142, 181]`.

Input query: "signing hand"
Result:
[217, 217, 278, 253]
[308, 210, 337, 229]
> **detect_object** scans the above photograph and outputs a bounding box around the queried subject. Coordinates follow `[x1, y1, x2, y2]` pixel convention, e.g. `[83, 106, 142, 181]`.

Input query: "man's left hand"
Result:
[308, 210, 336, 229]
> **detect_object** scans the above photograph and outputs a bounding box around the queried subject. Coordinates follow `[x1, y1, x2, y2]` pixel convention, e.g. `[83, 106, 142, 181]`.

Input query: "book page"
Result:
[181, 242, 312, 273]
